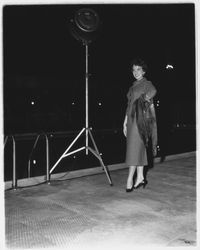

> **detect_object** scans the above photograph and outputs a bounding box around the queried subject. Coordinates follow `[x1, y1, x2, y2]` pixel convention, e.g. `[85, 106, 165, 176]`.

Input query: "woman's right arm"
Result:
[123, 115, 128, 137]
[124, 87, 131, 137]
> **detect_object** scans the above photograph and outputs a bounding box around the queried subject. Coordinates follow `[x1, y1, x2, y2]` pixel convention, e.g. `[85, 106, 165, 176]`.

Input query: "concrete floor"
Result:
[4, 153, 197, 249]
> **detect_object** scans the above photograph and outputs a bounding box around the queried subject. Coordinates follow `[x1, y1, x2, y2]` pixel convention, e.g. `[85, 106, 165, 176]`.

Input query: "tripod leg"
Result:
[88, 147, 113, 185]
[50, 128, 85, 174]
[87, 129, 113, 185]
[87, 129, 101, 155]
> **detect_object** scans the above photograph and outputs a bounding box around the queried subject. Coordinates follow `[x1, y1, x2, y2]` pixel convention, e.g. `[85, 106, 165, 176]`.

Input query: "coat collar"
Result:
[133, 77, 147, 85]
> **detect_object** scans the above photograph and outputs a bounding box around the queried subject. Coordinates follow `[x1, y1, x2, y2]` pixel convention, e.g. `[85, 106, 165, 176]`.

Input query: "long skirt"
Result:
[125, 115, 147, 166]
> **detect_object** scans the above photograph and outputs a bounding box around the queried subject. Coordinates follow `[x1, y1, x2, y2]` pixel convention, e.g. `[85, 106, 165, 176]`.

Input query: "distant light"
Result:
[33, 160, 36, 164]
[31, 101, 35, 105]
[72, 102, 75, 105]
[166, 64, 174, 69]
[98, 102, 102, 106]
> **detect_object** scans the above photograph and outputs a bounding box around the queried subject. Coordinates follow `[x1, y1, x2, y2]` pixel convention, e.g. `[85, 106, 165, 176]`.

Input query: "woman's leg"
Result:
[126, 166, 136, 188]
[134, 166, 144, 187]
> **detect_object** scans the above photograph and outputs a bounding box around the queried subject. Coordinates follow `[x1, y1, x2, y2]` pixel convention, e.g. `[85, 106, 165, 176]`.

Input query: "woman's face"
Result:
[132, 65, 145, 80]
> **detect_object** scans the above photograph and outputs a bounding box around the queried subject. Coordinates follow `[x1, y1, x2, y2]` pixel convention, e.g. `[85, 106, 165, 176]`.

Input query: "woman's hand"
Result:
[153, 146, 157, 157]
[144, 94, 151, 102]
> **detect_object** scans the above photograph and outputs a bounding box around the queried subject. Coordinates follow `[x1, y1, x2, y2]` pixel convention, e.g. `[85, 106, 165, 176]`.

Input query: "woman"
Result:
[123, 58, 157, 192]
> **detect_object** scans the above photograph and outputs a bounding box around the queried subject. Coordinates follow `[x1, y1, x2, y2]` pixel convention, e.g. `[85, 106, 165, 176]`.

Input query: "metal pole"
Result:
[12, 136, 17, 190]
[45, 135, 50, 184]
[86, 44, 89, 155]
[28, 134, 41, 178]
[28, 160, 31, 178]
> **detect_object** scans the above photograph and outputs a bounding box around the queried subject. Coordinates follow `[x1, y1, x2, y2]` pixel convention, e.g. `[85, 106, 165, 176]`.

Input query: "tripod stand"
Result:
[50, 43, 113, 186]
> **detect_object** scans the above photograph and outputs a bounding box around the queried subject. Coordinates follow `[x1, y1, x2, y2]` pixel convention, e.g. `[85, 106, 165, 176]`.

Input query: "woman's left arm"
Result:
[144, 82, 157, 102]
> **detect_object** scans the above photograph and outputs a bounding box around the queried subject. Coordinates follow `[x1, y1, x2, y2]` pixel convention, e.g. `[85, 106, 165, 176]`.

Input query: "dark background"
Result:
[3, 4, 196, 181]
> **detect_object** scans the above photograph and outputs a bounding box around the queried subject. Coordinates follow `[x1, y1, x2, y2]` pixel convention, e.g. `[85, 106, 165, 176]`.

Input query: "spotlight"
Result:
[74, 8, 99, 32]
[69, 8, 100, 44]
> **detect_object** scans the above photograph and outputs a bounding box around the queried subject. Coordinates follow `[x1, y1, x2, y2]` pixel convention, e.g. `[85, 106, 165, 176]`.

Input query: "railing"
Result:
[27, 134, 50, 183]
[4, 135, 17, 189]
[4, 129, 116, 190]
[4, 126, 196, 190]
[28, 134, 50, 183]
[4, 133, 51, 190]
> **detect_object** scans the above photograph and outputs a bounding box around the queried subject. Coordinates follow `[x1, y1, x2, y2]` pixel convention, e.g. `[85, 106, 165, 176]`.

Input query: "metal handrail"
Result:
[4, 133, 50, 189]
[4, 129, 120, 189]
[4, 135, 17, 189]
[12, 136, 17, 189]
[45, 134, 50, 184]
[27, 134, 50, 184]
[28, 134, 42, 178]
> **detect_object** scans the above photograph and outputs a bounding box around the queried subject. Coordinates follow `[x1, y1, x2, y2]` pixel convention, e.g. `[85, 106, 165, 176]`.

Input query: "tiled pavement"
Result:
[4, 153, 197, 249]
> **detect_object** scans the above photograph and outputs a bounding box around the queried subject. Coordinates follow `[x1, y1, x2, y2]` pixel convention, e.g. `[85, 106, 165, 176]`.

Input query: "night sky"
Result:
[3, 3, 196, 134]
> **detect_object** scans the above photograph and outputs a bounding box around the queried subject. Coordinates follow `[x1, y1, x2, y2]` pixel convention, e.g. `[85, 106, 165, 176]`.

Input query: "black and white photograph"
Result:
[1, 0, 198, 249]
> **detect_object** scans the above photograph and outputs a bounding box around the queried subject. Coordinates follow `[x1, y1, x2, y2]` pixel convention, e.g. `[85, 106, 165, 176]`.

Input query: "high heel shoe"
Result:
[134, 180, 148, 189]
[126, 185, 134, 192]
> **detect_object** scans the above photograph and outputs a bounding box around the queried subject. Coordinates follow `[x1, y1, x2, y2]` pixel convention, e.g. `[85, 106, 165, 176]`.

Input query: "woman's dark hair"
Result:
[130, 58, 148, 73]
